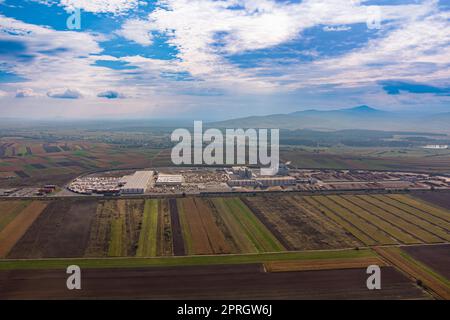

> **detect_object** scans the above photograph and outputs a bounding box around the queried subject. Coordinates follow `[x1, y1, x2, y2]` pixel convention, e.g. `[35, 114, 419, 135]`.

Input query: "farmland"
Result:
[243, 195, 361, 250]
[281, 146, 450, 173]
[375, 246, 450, 299]
[0, 138, 166, 188]
[1, 193, 449, 260]
[402, 244, 450, 279]
[0, 264, 429, 300]
[0, 192, 448, 299]
[303, 194, 450, 246]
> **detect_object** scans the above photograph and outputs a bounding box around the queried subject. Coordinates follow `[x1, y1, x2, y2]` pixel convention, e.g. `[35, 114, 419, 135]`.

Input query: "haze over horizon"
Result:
[0, 0, 449, 120]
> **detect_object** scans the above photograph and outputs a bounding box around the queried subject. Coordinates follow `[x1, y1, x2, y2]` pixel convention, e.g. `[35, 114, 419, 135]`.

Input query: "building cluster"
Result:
[226, 165, 296, 188]
[68, 170, 184, 195]
[423, 145, 449, 149]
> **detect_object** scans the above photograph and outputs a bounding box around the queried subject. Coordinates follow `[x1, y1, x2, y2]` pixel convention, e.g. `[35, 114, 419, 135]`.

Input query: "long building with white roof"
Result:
[120, 170, 154, 194]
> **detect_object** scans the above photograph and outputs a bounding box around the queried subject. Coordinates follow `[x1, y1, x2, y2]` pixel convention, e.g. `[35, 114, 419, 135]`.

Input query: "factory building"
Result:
[232, 166, 253, 179]
[120, 170, 154, 194]
[227, 179, 259, 187]
[256, 176, 296, 187]
[156, 174, 184, 186]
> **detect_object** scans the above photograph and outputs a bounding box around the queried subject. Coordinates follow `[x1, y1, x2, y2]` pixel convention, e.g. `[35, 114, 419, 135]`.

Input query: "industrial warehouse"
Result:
[120, 171, 155, 194]
[64, 165, 450, 197]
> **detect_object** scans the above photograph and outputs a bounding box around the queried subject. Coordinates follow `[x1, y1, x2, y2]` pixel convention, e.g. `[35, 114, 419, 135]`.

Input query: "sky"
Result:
[0, 0, 449, 120]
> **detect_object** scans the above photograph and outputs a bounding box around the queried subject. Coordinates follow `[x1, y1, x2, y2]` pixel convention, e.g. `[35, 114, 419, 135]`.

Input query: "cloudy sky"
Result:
[0, 0, 449, 120]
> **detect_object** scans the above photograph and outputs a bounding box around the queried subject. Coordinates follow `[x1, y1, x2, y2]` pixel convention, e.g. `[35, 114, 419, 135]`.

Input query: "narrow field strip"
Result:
[375, 247, 450, 300]
[136, 200, 158, 257]
[0, 248, 375, 270]
[178, 198, 213, 255]
[169, 199, 186, 256]
[108, 200, 125, 257]
[0, 201, 47, 258]
[367, 196, 449, 242]
[203, 198, 241, 254]
[177, 199, 193, 254]
[388, 195, 450, 224]
[304, 196, 376, 246]
[330, 195, 414, 244]
[264, 257, 386, 273]
[157, 199, 173, 256]
[316, 196, 396, 245]
[241, 197, 294, 250]
[211, 198, 258, 253]
[223, 198, 285, 252]
[194, 198, 231, 254]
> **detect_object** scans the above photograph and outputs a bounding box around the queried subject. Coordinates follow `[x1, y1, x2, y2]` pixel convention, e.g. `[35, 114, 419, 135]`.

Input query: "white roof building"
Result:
[121, 170, 154, 194]
[156, 174, 184, 186]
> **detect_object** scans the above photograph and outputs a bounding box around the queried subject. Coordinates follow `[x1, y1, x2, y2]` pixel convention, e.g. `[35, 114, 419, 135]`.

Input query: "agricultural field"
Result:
[402, 244, 450, 280]
[304, 194, 450, 246]
[0, 138, 165, 188]
[243, 195, 361, 250]
[0, 196, 286, 259]
[281, 146, 450, 173]
[0, 193, 449, 299]
[2, 194, 449, 260]
[375, 246, 450, 300]
[412, 191, 450, 211]
[0, 201, 48, 258]
[0, 248, 431, 299]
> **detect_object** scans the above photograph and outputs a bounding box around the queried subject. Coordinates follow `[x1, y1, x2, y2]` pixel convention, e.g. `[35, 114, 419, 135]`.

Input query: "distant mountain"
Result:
[210, 106, 450, 133]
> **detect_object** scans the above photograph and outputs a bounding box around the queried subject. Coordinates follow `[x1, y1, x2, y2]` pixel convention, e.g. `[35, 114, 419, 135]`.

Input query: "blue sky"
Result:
[0, 0, 449, 120]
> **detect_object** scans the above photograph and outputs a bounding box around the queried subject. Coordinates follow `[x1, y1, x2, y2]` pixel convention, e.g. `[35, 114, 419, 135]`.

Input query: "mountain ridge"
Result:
[210, 106, 450, 133]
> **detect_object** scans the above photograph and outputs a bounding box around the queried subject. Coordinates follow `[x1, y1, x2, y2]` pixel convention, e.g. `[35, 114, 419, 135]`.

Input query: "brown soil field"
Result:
[265, 257, 386, 273]
[402, 244, 450, 279]
[168, 199, 185, 256]
[0, 201, 30, 232]
[178, 198, 232, 255]
[0, 202, 47, 258]
[203, 198, 241, 253]
[412, 191, 450, 211]
[190, 198, 232, 255]
[243, 196, 361, 250]
[0, 264, 429, 300]
[375, 247, 450, 300]
[8, 200, 97, 259]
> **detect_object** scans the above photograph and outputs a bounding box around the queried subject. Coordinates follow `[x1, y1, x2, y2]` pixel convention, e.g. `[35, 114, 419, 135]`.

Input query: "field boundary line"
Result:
[370, 196, 449, 241]
[387, 195, 450, 224]
[345, 196, 424, 243]
[335, 196, 415, 244]
[305, 196, 377, 245]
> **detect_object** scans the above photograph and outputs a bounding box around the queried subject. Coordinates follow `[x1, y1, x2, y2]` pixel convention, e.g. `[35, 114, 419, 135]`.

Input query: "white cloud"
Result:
[15, 88, 39, 98]
[59, 0, 140, 14]
[117, 19, 153, 46]
[139, 0, 436, 92]
[47, 88, 83, 99]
